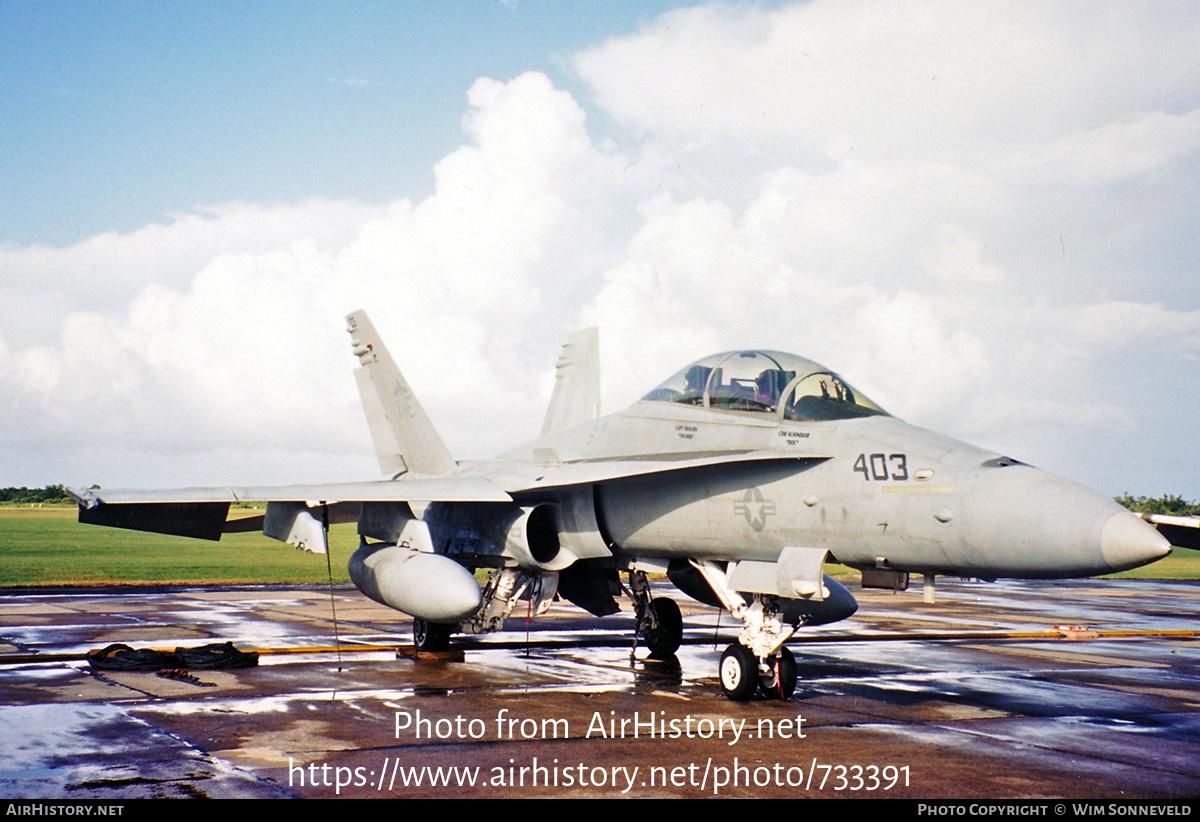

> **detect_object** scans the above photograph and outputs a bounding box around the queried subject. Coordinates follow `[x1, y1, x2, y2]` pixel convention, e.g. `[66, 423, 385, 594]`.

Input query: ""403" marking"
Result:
[853, 453, 908, 481]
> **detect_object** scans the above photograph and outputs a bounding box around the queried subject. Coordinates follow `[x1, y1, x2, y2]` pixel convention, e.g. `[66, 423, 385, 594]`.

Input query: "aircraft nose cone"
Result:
[1100, 510, 1172, 572]
[959, 464, 1173, 578]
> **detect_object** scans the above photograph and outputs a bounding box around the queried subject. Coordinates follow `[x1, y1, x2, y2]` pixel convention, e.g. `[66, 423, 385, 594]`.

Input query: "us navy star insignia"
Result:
[734, 487, 776, 531]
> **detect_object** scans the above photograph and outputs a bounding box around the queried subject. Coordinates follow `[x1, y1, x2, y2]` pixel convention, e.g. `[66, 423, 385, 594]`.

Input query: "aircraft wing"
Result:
[69, 449, 817, 510]
[70, 477, 512, 506]
[68, 477, 512, 546]
[70, 451, 824, 547]
[1140, 513, 1200, 551]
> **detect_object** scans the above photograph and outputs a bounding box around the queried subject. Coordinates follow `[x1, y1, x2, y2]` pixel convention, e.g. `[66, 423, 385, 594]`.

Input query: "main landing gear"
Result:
[412, 618, 453, 652]
[628, 570, 683, 659]
[413, 568, 559, 652]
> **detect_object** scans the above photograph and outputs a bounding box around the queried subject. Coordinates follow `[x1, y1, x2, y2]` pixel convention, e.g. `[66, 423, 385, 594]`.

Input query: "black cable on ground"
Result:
[87, 644, 183, 671]
[322, 503, 344, 672]
[87, 642, 258, 671]
[176, 641, 258, 669]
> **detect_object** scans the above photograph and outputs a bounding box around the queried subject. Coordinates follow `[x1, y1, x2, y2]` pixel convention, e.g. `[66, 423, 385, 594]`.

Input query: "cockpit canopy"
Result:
[640, 350, 889, 422]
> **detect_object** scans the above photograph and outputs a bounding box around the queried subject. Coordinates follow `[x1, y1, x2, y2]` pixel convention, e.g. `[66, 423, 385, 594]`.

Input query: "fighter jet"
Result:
[71, 311, 1178, 702]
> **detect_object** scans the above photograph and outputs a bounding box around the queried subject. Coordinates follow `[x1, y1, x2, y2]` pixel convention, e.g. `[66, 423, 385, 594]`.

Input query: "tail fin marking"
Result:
[346, 310, 457, 476]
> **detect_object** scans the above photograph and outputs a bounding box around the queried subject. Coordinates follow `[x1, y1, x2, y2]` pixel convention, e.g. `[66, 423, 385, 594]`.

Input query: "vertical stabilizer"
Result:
[541, 327, 601, 436]
[346, 311, 457, 476]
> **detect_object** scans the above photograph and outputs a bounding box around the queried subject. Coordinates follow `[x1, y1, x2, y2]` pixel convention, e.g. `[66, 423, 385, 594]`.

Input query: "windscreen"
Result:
[641, 350, 889, 421]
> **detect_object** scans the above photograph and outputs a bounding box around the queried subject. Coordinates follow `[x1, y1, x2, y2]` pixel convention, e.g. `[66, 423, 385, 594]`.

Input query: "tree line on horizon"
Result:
[0, 485, 74, 505]
[1113, 493, 1200, 516]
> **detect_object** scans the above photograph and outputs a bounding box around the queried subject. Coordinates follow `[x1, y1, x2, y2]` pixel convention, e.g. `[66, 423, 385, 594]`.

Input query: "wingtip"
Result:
[65, 486, 97, 507]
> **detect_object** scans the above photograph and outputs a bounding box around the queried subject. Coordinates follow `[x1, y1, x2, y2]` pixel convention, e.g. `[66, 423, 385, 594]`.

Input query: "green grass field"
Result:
[0, 506, 355, 586]
[0, 505, 1196, 586]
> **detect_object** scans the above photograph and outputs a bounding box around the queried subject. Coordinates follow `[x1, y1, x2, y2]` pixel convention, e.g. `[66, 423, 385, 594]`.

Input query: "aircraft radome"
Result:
[71, 311, 1188, 702]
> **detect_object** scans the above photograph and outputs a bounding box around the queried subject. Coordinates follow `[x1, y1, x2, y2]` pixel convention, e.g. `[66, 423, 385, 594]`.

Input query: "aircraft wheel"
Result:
[413, 619, 452, 652]
[719, 643, 759, 701]
[644, 597, 682, 658]
[758, 647, 797, 700]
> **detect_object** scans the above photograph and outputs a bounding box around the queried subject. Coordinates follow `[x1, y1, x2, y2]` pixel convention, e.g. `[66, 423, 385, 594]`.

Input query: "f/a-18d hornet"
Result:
[71, 311, 1186, 701]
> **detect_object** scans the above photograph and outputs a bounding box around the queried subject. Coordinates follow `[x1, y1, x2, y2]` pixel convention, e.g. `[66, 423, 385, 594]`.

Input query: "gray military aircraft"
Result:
[71, 311, 1180, 701]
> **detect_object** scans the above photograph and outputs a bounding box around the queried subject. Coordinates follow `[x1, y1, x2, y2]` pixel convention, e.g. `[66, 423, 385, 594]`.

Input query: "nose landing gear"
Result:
[719, 643, 797, 701]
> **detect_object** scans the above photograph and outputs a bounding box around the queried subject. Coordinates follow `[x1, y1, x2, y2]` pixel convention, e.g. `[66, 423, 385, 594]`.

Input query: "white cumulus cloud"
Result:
[2, 2, 1198, 502]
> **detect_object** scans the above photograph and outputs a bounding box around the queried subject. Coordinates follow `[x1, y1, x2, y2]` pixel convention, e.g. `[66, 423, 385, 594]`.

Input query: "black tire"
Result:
[758, 646, 797, 700]
[413, 619, 453, 652]
[644, 597, 683, 658]
[719, 643, 759, 701]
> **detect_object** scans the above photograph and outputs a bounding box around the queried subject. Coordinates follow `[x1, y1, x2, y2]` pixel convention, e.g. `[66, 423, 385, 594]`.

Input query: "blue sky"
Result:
[1, 0, 698, 245]
[2, 1, 1198, 504]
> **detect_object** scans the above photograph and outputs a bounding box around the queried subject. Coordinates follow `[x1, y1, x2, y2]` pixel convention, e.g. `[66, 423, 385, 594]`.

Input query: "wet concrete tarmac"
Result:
[1, 579, 1197, 799]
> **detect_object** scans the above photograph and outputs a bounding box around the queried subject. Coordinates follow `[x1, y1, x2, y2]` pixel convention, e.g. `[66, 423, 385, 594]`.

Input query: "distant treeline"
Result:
[0, 485, 74, 505]
[1115, 493, 1200, 516]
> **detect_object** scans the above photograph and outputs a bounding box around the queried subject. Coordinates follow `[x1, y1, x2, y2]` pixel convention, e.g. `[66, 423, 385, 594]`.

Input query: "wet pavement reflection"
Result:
[1, 579, 1197, 798]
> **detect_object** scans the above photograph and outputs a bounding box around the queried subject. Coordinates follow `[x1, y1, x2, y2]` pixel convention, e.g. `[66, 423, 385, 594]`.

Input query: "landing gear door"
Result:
[727, 547, 828, 600]
[776, 546, 828, 600]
